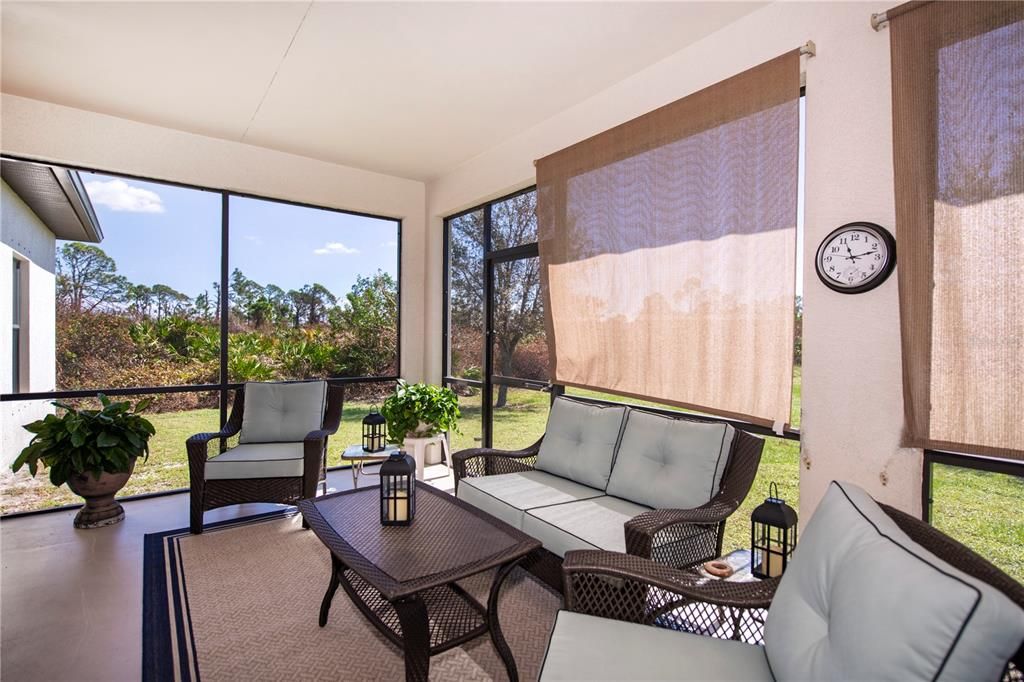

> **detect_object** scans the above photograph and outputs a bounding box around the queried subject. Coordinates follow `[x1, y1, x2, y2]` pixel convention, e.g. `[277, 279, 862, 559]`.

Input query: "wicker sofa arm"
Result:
[563, 549, 779, 642]
[624, 496, 740, 558]
[452, 438, 543, 490]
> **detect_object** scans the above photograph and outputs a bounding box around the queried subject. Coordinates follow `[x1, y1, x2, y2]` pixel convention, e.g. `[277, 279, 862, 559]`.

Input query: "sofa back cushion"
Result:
[239, 380, 327, 443]
[605, 410, 734, 510]
[534, 397, 627, 490]
[765, 481, 1024, 682]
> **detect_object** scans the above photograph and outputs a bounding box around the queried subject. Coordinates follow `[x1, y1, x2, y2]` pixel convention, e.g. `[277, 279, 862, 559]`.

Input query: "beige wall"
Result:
[0, 93, 429, 383]
[424, 1, 921, 519]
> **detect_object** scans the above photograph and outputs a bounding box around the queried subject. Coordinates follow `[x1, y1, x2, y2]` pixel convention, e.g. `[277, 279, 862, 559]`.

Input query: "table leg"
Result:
[487, 558, 524, 682]
[393, 595, 431, 682]
[319, 555, 343, 627]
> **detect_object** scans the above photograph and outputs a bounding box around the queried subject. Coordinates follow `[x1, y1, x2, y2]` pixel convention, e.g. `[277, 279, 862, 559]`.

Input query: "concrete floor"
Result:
[0, 463, 456, 681]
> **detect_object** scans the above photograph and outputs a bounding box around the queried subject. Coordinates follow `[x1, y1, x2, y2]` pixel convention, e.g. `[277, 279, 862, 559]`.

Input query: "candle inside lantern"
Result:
[389, 491, 409, 522]
[766, 540, 784, 577]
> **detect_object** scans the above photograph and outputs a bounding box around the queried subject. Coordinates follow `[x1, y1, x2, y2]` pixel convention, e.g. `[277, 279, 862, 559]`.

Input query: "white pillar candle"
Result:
[766, 540, 785, 577]
[390, 491, 409, 522]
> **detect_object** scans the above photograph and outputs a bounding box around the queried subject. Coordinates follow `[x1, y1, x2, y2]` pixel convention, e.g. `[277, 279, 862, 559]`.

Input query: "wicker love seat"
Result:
[454, 396, 764, 590]
[187, 380, 343, 534]
[540, 481, 1024, 681]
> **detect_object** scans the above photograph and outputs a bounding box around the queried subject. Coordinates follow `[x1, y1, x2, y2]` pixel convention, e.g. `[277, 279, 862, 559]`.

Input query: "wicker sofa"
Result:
[540, 480, 1024, 681]
[454, 396, 764, 590]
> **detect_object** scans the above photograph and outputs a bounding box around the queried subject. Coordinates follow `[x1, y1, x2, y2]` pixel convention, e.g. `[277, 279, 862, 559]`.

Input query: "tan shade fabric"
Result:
[537, 52, 800, 428]
[891, 1, 1024, 459]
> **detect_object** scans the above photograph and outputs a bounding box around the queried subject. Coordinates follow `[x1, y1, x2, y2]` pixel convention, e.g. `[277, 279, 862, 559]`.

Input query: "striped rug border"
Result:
[142, 510, 299, 682]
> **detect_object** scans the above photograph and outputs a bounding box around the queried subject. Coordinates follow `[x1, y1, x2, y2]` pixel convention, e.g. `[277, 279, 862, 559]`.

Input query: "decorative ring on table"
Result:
[704, 560, 734, 578]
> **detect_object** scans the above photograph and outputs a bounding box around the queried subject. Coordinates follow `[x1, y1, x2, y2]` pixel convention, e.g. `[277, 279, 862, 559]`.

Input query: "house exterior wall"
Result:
[0, 94, 428, 385]
[1, 179, 57, 467]
[424, 1, 920, 519]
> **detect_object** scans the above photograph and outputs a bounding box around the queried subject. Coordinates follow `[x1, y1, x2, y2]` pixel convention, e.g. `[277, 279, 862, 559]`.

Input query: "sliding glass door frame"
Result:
[442, 186, 546, 450]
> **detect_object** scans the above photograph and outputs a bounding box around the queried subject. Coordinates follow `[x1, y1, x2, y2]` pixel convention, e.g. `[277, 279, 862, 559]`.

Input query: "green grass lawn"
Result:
[2, 372, 1020, 584]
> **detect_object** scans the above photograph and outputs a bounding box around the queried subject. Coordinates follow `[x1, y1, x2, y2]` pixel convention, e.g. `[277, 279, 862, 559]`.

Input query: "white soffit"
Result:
[1, 2, 765, 181]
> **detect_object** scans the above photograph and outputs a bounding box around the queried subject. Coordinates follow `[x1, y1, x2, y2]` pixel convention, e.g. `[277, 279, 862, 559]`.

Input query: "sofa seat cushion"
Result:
[765, 481, 1024, 682]
[239, 380, 326, 443]
[456, 471, 605, 530]
[523, 496, 651, 557]
[205, 443, 306, 480]
[606, 409, 735, 510]
[534, 397, 627, 490]
[540, 610, 772, 681]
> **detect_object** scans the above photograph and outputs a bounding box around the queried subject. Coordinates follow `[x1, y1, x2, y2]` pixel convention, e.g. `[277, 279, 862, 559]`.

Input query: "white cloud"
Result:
[84, 179, 165, 213]
[313, 241, 360, 256]
[381, 240, 398, 248]
[244, 235, 263, 245]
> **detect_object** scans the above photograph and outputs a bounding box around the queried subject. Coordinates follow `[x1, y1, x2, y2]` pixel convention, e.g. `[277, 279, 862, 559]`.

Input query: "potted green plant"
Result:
[11, 395, 155, 529]
[380, 380, 461, 445]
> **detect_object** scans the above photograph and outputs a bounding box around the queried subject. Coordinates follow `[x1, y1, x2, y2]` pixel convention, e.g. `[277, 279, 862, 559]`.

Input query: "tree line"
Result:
[56, 242, 392, 331]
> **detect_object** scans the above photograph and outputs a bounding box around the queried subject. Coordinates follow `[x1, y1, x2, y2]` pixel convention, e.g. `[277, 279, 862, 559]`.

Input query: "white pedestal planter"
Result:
[402, 434, 450, 480]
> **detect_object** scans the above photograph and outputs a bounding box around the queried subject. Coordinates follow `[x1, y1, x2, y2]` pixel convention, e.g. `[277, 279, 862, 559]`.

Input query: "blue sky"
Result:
[71, 172, 399, 300]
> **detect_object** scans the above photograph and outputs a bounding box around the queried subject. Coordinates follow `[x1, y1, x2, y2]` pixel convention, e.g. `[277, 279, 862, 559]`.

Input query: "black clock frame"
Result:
[815, 221, 897, 295]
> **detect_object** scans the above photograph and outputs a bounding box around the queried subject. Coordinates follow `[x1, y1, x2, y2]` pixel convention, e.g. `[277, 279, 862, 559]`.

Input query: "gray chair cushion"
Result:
[239, 380, 326, 443]
[523, 495, 651, 557]
[534, 397, 627, 490]
[204, 443, 305, 480]
[456, 470, 605, 530]
[765, 481, 1024, 682]
[605, 409, 735, 510]
[540, 610, 773, 681]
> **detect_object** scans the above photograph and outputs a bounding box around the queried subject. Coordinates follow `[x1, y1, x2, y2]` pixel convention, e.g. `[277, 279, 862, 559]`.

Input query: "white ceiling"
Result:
[1, 2, 764, 181]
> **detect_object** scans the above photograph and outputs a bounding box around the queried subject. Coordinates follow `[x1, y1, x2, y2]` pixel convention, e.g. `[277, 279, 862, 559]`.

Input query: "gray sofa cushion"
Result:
[523, 496, 651, 557]
[534, 397, 627, 490]
[765, 481, 1024, 682]
[205, 442, 305, 480]
[540, 610, 772, 681]
[456, 470, 605, 530]
[605, 409, 735, 510]
[239, 380, 326, 443]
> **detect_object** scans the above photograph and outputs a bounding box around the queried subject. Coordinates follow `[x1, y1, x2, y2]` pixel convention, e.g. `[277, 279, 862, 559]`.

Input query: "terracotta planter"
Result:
[66, 457, 137, 529]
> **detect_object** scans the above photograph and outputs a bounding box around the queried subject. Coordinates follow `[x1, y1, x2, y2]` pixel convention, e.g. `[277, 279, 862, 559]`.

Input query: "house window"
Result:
[11, 258, 21, 393]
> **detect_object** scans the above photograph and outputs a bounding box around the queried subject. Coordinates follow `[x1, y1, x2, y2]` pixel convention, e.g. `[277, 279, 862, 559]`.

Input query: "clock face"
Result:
[815, 222, 896, 294]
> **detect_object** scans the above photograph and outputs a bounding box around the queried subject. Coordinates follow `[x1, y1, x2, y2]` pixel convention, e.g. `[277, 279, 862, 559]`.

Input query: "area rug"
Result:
[143, 510, 561, 682]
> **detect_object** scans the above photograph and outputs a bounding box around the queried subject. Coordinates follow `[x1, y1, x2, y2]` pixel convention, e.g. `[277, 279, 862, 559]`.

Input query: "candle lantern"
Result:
[362, 406, 387, 453]
[751, 482, 798, 579]
[380, 451, 416, 526]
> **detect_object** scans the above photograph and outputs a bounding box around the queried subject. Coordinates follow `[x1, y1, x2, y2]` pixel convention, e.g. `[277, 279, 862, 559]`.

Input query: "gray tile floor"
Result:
[0, 463, 456, 681]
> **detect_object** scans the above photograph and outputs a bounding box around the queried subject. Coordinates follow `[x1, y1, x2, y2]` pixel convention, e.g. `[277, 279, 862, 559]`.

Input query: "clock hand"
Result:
[844, 244, 855, 260]
[849, 249, 878, 260]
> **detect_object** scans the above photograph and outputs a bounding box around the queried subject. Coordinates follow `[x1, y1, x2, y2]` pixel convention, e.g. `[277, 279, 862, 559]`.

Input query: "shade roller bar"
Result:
[872, 1, 932, 31]
[536, 50, 802, 428]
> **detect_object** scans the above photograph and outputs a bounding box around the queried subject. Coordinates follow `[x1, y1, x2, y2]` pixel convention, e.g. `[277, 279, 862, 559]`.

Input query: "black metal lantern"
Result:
[362, 406, 387, 453]
[751, 482, 798, 579]
[380, 451, 416, 526]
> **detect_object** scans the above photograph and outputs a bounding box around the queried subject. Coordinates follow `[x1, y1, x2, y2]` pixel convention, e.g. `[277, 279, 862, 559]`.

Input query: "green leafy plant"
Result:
[380, 380, 461, 445]
[11, 395, 155, 487]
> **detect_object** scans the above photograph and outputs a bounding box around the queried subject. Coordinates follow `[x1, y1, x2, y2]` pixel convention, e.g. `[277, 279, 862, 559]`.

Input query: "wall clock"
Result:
[815, 222, 896, 294]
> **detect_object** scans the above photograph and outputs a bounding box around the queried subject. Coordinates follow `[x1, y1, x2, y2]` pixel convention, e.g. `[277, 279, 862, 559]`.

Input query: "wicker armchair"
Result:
[454, 422, 765, 590]
[187, 382, 344, 534]
[546, 487, 1024, 681]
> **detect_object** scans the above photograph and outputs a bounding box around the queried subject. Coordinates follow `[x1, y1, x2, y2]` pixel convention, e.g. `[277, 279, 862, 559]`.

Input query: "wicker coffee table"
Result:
[298, 485, 541, 682]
